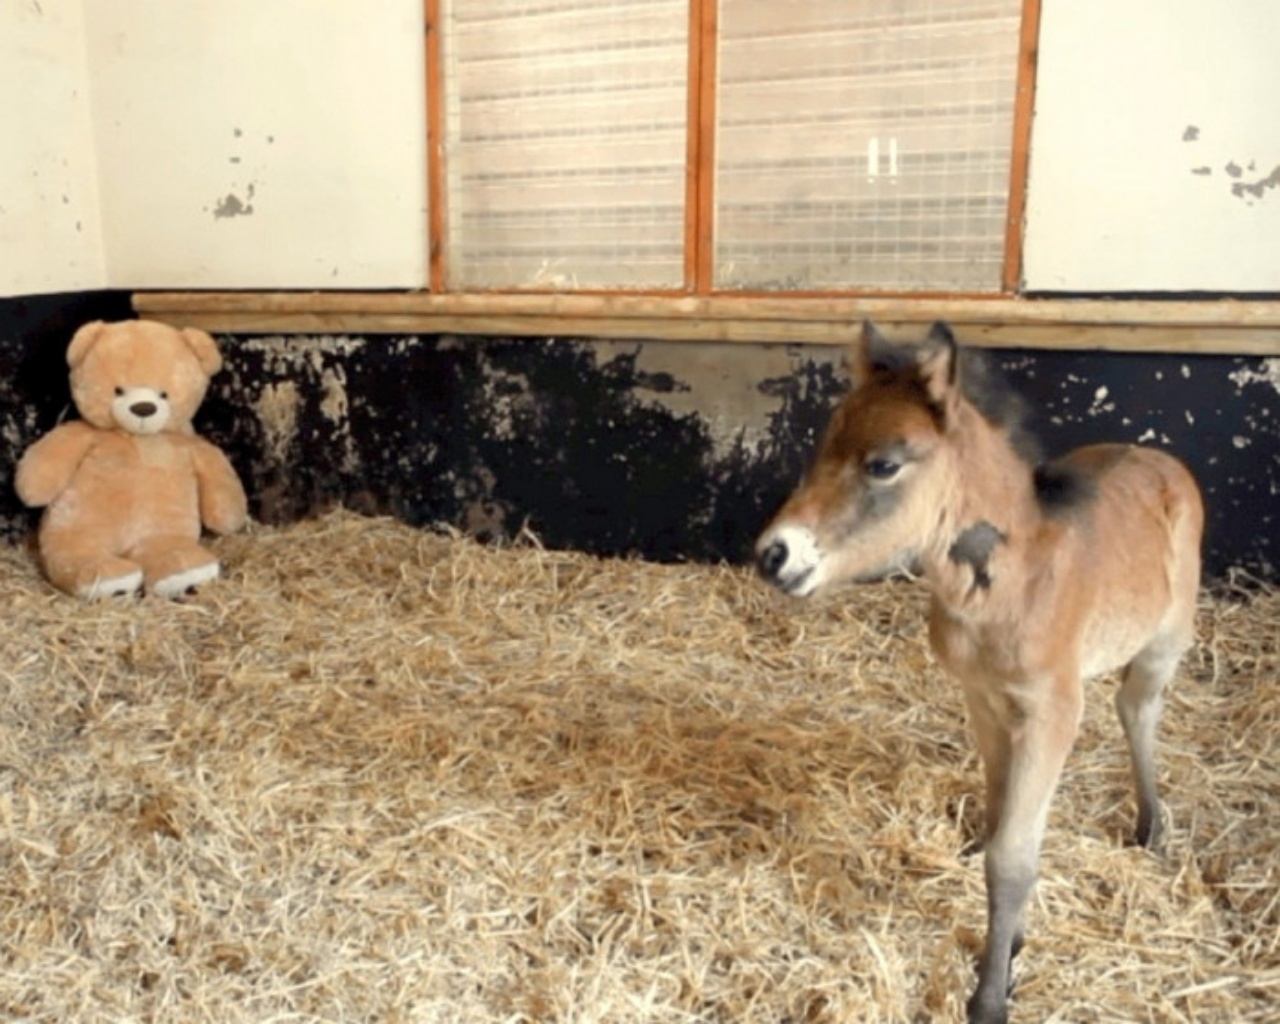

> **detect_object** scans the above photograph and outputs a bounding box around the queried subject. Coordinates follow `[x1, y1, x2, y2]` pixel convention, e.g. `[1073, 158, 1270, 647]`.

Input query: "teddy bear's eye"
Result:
[159, 391, 168, 400]
[114, 387, 124, 397]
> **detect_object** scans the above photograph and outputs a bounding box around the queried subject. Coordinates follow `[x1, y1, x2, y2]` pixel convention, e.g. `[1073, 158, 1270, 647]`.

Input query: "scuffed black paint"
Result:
[206, 337, 839, 566]
[1, 293, 1276, 582]
[0, 291, 136, 540]
[992, 349, 1278, 579]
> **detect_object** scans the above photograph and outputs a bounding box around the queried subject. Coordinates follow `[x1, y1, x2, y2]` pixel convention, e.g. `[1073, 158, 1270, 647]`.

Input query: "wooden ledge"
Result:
[132, 291, 1280, 355]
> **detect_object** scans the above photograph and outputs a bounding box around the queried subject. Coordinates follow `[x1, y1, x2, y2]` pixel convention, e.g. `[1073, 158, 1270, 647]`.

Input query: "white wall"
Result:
[0, 0, 106, 297]
[1024, 0, 1280, 292]
[83, 0, 428, 289]
[5, 0, 1279, 298]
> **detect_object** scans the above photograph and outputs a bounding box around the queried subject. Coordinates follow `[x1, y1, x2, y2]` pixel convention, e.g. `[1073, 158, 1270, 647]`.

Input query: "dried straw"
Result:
[1, 510, 1276, 1023]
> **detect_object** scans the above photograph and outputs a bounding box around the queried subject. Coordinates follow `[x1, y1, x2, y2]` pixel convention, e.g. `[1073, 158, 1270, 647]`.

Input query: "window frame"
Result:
[133, 0, 1280, 356]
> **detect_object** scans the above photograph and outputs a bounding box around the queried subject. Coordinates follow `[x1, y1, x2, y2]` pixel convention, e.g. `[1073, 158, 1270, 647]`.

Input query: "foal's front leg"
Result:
[966, 680, 1082, 1024]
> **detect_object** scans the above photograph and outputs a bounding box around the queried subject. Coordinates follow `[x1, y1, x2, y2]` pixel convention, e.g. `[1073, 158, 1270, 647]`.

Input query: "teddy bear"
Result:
[14, 318, 249, 599]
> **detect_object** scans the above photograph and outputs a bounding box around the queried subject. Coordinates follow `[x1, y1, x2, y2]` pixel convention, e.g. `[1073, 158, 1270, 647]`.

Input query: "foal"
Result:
[755, 321, 1203, 1024]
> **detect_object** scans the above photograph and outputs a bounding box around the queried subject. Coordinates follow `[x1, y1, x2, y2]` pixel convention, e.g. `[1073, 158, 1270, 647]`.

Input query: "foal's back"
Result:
[1043, 442, 1203, 680]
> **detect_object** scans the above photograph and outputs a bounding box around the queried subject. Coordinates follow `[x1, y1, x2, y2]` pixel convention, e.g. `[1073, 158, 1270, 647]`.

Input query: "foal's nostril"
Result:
[757, 540, 788, 579]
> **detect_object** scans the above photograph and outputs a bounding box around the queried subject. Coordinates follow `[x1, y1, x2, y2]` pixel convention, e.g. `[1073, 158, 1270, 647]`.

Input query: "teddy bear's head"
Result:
[67, 319, 225, 436]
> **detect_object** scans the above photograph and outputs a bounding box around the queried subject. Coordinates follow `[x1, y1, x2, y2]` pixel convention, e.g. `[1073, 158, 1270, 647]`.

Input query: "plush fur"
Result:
[15, 319, 248, 599]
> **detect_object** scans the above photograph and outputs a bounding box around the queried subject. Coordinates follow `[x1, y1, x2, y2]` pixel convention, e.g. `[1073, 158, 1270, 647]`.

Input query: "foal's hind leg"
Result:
[1116, 632, 1189, 850]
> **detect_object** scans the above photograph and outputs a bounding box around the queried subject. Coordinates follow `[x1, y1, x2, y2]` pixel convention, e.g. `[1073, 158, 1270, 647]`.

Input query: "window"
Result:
[714, 0, 1023, 292]
[437, 0, 1028, 295]
[443, 0, 690, 289]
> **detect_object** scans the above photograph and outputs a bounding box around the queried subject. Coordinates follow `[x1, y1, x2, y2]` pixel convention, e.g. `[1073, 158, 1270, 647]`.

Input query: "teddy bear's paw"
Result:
[152, 561, 221, 599]
[77, 569, 145, 600]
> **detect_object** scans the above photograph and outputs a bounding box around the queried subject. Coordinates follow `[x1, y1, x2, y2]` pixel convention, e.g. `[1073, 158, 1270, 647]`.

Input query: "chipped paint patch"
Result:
[1232, 164, 1280, 201]
[603, 340, 802, 460]
[1087, 385, 1115, 417]
[254, 380, 300, 464]
[319, 364, 360, 475]
[213, 184, 256, 219]
[1228, 358, 1280, 395]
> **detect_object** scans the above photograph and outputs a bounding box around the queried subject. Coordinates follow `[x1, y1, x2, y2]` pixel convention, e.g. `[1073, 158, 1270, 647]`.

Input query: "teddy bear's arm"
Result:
[14, 421, 99, 508]
[191, 439, 249, 535]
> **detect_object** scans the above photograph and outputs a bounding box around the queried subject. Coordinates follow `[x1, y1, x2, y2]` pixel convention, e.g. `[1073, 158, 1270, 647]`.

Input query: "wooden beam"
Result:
[424, 0, 447, 292]
[690, 0, 718, 294]
[132, 291, 1280, 354]
[1002, 0, 1043, 293]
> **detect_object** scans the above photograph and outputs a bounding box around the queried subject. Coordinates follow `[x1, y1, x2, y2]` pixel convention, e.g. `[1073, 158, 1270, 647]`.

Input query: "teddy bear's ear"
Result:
[180, 327, 224, 376]
[66, 321, 108, 369]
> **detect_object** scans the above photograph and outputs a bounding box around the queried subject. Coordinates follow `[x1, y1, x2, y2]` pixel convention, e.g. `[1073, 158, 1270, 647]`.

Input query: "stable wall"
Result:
[0, 1, 105, 295]
[1023, 0, 1280, 292]
[1, 0, 426, 297]
[2, 4, 1278, 580]
[6, 1, 1280, 294]
[2, 294, 1277, 582]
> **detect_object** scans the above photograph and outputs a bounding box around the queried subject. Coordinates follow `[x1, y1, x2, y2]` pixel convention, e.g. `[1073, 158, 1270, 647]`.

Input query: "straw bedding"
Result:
[1, 510, 1276, 1023]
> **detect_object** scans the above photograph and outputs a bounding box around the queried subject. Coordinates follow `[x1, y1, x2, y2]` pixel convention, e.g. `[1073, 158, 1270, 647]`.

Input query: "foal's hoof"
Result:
[1130, 817, 1164, 853]
[965, 991, 1009, 1024]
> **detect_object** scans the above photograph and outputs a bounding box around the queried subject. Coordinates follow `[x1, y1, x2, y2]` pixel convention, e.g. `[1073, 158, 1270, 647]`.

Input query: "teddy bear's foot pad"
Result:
[78, 570, 145, 599]
[153, 562, 220, 599]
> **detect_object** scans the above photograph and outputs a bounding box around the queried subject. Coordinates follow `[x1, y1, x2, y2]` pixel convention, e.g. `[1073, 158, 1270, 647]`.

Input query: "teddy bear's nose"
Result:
[130, 401, 158, 419]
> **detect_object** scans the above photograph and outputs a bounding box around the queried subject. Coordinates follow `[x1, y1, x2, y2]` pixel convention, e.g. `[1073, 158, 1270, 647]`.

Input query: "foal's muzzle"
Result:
[755, 536, 816, 596]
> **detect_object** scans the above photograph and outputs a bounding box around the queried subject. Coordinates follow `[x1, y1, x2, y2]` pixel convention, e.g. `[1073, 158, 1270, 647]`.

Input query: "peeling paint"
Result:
[254, 379, 300, 464]
[1231, 165, 1280, 201]
[213, 183, 255, 219]
[319, 365, 360, 475]
[1228, 358, 1280, 395]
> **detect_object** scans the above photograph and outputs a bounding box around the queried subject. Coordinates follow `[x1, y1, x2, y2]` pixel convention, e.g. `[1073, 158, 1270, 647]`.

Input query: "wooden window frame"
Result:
[133, 0, 1280, 356]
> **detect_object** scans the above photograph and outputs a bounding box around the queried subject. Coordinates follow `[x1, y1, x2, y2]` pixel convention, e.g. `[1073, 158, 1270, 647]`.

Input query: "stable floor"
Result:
[1, 512, 1276, 1022]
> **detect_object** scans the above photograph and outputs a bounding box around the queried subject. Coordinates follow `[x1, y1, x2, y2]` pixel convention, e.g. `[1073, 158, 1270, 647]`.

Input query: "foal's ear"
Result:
[918, 321, 960, 409]
[856, 319, 896, 379]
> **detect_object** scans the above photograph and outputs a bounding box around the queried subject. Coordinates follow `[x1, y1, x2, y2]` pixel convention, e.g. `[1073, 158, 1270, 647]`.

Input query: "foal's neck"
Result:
[925, 404, 1044, 610]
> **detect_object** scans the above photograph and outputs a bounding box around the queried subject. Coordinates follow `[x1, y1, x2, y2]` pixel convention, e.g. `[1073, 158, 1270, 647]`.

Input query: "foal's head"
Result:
[756, 320, 1028, 598]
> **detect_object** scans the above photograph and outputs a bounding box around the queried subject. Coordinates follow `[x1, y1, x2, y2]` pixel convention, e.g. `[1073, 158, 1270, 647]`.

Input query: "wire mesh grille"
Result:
[443, 0, 689, 290]
[714, 0, 1023, 292]
[442, 1, 1024, 294]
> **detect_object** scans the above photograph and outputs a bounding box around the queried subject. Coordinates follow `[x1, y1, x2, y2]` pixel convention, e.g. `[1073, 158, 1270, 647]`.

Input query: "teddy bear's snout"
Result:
[112, 387, 172, 435]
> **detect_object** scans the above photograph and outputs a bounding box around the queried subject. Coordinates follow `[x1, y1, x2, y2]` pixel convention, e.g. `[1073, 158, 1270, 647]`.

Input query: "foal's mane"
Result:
[953, 348, 1041, 466]
[864, 324, 1092, 516]
[957, 349, 1096, 515]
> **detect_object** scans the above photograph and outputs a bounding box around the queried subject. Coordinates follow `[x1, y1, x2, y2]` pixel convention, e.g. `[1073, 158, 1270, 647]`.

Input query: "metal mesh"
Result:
[443, 0, 689, 290]
[714, 0, 1023, 292]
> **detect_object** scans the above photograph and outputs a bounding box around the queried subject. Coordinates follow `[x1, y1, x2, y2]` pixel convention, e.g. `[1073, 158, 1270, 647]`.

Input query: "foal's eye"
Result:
[864, 458, 902, 481]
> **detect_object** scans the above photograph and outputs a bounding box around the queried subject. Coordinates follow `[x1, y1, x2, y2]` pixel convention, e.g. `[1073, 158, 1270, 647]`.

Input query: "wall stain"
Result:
[1229, 357, 1280, 395]
[253, 380, 301, 465]
[1231, 164, 1280, 201]
[212, 183, 256, 219]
